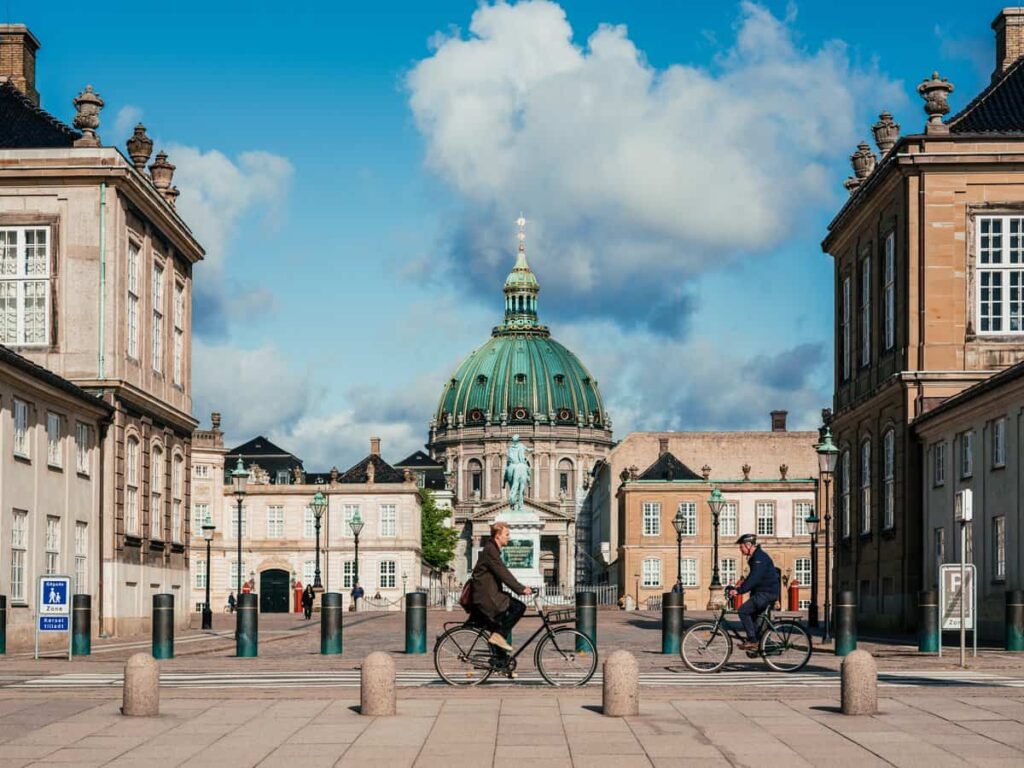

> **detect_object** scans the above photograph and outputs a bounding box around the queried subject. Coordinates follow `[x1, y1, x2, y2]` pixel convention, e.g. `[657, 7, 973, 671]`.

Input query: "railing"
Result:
[646, 596, 662, 611]
[506, 584, 619, 606]
[358, 595, 405, 611]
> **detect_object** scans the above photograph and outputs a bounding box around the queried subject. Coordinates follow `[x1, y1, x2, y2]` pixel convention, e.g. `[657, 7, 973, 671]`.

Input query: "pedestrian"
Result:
[350, 581, 364, 612]
[301, 584, 315, 620]
[227, 591, 236, 613]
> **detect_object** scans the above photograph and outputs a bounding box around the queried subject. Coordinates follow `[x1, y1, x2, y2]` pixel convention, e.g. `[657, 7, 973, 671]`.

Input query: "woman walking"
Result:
[302, 584, 315, 620]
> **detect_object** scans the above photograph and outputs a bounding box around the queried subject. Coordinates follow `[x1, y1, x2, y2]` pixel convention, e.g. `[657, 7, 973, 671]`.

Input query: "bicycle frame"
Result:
[707, 605, 778, 645]
[441, 596, 569, 669]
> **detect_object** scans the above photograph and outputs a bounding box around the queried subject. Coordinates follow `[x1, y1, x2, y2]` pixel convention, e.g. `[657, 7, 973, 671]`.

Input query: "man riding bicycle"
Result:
[726, 533, 780, 651]
[470, 521, 533, 653]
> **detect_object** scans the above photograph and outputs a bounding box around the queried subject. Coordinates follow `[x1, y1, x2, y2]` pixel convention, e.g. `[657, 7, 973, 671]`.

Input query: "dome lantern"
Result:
[501, 215, 542, 332]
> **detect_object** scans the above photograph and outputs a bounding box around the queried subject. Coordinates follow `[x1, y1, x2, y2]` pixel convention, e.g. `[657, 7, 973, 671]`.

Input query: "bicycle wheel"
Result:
[535, 628, 598, 687]
[680, 622, 732, 673]
[434, 627, 495, 686]
[760, 621, 812, 672]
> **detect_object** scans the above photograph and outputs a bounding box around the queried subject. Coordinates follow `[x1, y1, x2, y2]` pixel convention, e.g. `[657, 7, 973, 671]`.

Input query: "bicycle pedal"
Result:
[745, 650, 758, 659]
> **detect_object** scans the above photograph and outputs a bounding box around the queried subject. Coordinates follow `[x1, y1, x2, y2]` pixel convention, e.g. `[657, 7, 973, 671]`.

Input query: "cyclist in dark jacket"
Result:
[727, 533, 780, 650]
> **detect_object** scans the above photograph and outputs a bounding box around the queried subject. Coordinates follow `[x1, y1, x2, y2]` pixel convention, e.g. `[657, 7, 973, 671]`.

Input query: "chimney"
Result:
[370, 437, 381, 456]
[770, 410, 788, 432]
[993, 8, 1024, 79]
[658, 437, 669, 455]
[0, 24, 40, 106]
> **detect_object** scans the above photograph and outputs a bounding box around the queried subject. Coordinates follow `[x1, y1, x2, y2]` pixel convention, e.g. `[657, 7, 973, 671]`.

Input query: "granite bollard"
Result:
[602, 649, 639, 717]
[360, 651, 396, 716]
[122, 653, 159, 717]
[841, 649, 877, 715]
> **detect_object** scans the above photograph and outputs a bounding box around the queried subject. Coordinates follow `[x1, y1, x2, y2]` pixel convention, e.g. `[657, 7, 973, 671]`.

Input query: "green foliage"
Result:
[420, 487, 458, 570]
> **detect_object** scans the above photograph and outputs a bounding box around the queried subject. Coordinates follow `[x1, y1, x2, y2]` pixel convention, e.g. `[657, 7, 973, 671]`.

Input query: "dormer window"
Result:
[554, 374, 565, 385]
[515, 373, 527, 384]
[476, 374, 488, 385]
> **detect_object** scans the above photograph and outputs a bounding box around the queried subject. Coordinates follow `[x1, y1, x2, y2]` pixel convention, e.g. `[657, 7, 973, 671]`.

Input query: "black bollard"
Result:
[576, 591, 597, 652]
[405, 591, 427, 654]
[321, 592, 343, 655]
[918, 590, 938, 653]
[72, 594, 91, 656]
[835, 590, 857, 656]
[0, 595, 6, 655]
[151, 593, 174, 660]
[1007, 590, 1024, 652]
[662, 591, 683, 654]
[236, 593, 258, 657]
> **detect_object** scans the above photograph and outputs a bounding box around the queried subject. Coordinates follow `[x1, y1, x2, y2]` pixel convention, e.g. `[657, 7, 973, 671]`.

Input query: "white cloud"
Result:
[407, 0, 904, 330]
[112, 105, 143, 144]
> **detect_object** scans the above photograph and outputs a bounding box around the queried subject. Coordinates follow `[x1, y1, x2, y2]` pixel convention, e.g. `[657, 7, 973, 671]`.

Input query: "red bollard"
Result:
[732, 591, 745, 609]
[294, 581, 304, 613]
[788, 580, 800, 611]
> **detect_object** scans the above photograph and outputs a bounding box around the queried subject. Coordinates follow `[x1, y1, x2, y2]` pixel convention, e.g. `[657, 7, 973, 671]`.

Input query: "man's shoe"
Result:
[737, 641, 758, 651]
[487, 632, 514, 652]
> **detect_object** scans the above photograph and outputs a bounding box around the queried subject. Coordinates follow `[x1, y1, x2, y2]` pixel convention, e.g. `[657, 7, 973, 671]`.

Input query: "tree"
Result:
[420, 487, 458, 571]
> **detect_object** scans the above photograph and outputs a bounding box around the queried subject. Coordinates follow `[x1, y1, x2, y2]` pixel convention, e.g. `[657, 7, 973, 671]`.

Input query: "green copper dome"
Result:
[435, 220, 608, 428]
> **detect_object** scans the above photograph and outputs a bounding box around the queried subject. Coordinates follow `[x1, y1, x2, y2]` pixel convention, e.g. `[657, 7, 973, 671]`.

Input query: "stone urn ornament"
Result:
[72, 85, 104, 147]
[149, 151, 175, 191]
[850, 141, 877, 179]
[126, 124, 153, 171]
[871, 112, 900, 156]
[917, 71, 954, 134]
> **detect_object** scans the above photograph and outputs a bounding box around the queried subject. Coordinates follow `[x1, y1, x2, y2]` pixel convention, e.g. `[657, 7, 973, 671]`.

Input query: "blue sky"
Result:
[21, 1, 997, 468]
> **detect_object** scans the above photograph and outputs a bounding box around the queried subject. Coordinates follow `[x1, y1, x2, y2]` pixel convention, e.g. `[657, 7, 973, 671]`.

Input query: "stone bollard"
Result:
[122, 653, 159, 717]
[840, 649, 877, 716]
[602, 649, 639, 717]
[360, 651, 396, 716]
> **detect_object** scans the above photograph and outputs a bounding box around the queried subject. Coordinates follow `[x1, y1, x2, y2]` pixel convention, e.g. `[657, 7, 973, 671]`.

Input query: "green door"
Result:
[259, 569, 290, 613]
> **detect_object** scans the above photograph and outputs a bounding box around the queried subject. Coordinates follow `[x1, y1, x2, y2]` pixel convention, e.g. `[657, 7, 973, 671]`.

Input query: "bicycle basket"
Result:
[546, 608, 576, 625]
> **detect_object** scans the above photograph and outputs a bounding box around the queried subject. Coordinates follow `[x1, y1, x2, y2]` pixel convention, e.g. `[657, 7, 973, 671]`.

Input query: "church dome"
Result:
[435, 218, 608, 429]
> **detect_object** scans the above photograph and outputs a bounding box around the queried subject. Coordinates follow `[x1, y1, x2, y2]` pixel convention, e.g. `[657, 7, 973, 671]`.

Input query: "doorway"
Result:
[260, 569, 290, 613]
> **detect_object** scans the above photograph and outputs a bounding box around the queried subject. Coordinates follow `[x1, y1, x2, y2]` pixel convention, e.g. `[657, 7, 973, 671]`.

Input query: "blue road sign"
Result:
[39, 577, 70, 615]
[39, 616, 69, 632]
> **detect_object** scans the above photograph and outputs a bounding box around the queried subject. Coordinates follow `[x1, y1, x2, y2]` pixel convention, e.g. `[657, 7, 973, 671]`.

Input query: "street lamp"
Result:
[805, 512, 820, 627]
[349, 509, 365, 589]
[231, 457, 249, 634]
[201, 523, 215, 630]
[707, 487, 726, 608]
[671, 508, 685, 594]
[814, 427, 839, 641]
[310, 491, 327, 590]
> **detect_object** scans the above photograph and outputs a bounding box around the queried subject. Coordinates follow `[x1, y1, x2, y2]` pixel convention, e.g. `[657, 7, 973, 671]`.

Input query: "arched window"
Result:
[466, 458, 483, 499]
[151, 445, 163, 540]
[558, 458, 575, 497]
[126, 437, 140, 534]
[172, 453, 184, 542]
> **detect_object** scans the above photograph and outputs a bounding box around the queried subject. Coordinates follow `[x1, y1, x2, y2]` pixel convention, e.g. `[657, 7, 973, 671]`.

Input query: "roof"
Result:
[949, 57, 1024, 135]
[394, 450, 443, 469]
[339, 454, 406, 484]
[225, 436, 303, 484]
[227, 436, 300, 459]
[0, 80, 80, 148]
[0, 344, 113, 413]
[637, 452, 702, 481]
[913, 360, 1024, 427]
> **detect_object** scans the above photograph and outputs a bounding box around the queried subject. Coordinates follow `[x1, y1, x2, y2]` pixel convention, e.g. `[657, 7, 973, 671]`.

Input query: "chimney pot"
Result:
[658, 437, 669, 455]
[770, 410, 788, 432]
[370, 437, 381, 456]
[211, 412, 221, 430]
[0, 24, 41, 106]
[993, 8, 1024, 80]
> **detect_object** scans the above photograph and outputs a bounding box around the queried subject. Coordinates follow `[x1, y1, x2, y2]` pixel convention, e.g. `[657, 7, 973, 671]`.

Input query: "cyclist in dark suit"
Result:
[470, 521, 533, 652]
[727, 533, 780, 650]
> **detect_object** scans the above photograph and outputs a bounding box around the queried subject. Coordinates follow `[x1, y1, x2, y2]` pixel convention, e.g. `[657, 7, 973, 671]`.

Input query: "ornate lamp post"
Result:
[231, 457, 249, 587]
[201, 523, 215, 630]
[349, 509, 365, 588]
[805, 512, 820, 627]
[310, 491, 328, 590]
[707, 487, 726, 608]
[814, 428, 839, 641]
[671, 508, 685, 594]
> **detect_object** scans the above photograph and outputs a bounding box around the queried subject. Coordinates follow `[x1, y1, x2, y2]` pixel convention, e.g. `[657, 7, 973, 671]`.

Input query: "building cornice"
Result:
[77, 378, 198, 432]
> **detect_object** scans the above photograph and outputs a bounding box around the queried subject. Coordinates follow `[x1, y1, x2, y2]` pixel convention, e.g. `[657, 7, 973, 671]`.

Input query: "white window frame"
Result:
[719, 557, 737, 587]
[976, 215, 1024, 334]
[794, 501, 813, 536]
[0, 225, 50, 346]
[192, 503, 210, 532]
[641, 557, 661, 588]
[302, 560, 315, 586]
[194, 561, 207, 590]
[681, 557, 697, 587]
[794, 557, 812, 586]
[756, 502, 775, 537]
[266, 505, 285, 538]
[678, 501, 696, 537]
[150, 445, 163, 540]
[125, 437, 140, 534]
[152, 259, 164, 373]
[960, 431, 973, 479]
[883, 429, 895, 530]
[171, 454, 183, 542]
[11, 510, 27, 602]
[173, 281, 184, 386]
[841, 450, 851, 539]
[75, 422, 90, 475]
[719, 502, 737, 537]
[379, 560, 397, 589]
[379, 504, 397, 538]
[13, 398, 28, 458]
[993, 516, 1006, 581]
[993, 418, 1006, 468]
[842, 276, 851, 380]
[127, 243, 139, 359]
[193, 463, 210, 479]
[229, 503, 247, 539]
[45, 515, 60, 575]
[303, 507, 315, 538]
[934, 442, 945, 486]
[46, 411, 61, 467]
[343, 504, 360, 535]
[74, 521, 88, 594]
[642, 502, 661, 537]
[860, 255, 871, 366]
[342, 560, 355, 589]
[883, 232, 895, 350]
[860, 439, 871, 535]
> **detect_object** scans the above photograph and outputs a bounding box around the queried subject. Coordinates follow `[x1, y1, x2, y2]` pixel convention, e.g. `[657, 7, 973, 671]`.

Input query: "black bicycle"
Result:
[680, 603, 812, 673]
[433, 594, 598, 687]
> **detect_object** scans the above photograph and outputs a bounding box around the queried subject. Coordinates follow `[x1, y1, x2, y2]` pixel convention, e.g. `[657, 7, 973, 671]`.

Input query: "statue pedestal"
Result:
[496, 509, 545, 589]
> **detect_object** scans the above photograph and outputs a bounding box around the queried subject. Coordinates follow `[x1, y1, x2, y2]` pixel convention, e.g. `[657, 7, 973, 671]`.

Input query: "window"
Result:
[934, 442, 946, 486]
[303, 507, 316, 538]
[75, 423, 90, 474]
[152, 261, 164, 372]
[192, 503, 210, 531]
[379, 504, 397, 537]
[343, 504, 359, 533]
[860, 440, 871, 534]
[677, 502, 696, 536]
[934, 527, 945, 579]
[127, 243, 139, 358]
[976, 215, 1024, 333]
[720, 557, 737, 586]
[794, 557, 812, 586]
[46, 412, 61, 467]
[843, 448, 851, 536]
[343, 561, 355, 589]
[74, 522, 88, 594]
[841, 276, 851, 380]
[266, 506, 284, 538]
[993, 418, 1006, 468]
[275, 469, 290, 485]
[173, 281, 184, 385]
[229, 504, 247, 539]
[884, 232, 895, 350]
[150, 446, 163, 539]
[960, 431, 973, 478]
[194, 464, 210, 479]
[993, 516, 1006, 581]
[11, 510, 27, 602]
[302, 560, 315, 586]
[194, 562, 206, 590]
[379, 560, 397, 589]
[642, 502, 661, 536]
[559, 471, 569, 493]
[13, 398, 28, 457]
[171, 455, 183, 542]
[125, 437, 139, 534]
[883, 430, 895, 530]
[642, 558, 661, 588]
[720, 502, 737, 537]
[45, 515, 60, 575]
[0, 226, 50, 345]
[794, 502, 813, 536]
[860, 255, 871, 366]
[681, 558, 697, 587]
[231, 560, 248, 590]
[756, 502, 775, 536]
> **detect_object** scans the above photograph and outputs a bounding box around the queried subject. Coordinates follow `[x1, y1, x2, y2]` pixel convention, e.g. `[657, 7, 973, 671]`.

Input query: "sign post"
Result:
[34, 575, 72, 660]
[938, 564, 976, 662]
